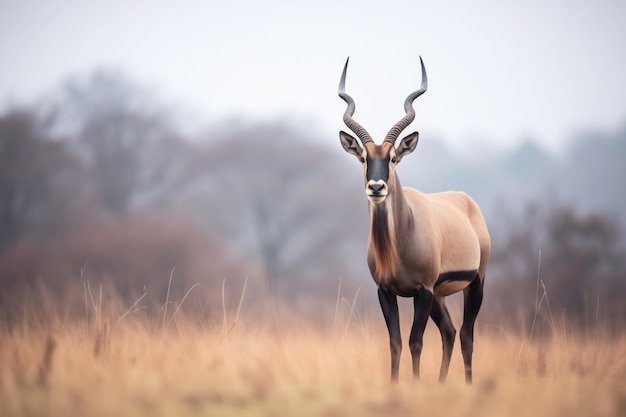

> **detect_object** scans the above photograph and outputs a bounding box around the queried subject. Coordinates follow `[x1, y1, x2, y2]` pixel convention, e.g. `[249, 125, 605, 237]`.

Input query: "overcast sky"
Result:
[1, 0, 625, 152]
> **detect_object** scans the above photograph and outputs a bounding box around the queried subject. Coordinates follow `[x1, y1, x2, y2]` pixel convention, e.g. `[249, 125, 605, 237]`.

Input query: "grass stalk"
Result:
[340, 285, 362, 341]
[220, 276, 249, 343]
[332, 277, 343, 333]
[165, 283, 200, 330]
[114, 291, 148, 329]
[161, 267, 176, 335]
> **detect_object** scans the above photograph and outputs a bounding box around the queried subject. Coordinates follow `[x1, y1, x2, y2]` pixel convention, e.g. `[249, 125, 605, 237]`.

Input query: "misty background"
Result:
[1, 1, 625, 330]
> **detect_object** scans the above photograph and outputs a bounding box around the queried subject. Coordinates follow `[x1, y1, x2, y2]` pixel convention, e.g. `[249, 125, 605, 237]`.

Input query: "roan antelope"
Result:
[338, 57, 491, 383]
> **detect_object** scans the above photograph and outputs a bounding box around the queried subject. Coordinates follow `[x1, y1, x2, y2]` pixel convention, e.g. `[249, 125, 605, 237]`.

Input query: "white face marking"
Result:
[366, 179, 388, 204]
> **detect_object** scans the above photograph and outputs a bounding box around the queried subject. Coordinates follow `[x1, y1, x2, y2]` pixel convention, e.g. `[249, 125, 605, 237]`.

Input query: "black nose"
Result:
[369, 183, 385, 193]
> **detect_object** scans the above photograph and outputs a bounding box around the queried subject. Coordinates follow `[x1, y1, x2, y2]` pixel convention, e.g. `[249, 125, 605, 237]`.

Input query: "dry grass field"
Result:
[1, 289, 625, 417]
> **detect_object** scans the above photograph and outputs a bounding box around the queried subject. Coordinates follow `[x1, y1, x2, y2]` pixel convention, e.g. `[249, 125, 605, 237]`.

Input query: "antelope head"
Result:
[338, 57, 428, 205]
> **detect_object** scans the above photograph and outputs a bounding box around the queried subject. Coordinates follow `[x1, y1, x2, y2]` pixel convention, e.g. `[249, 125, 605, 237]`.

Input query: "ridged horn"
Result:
[338, 57, 373, 144]
[383, 56, 428, 144]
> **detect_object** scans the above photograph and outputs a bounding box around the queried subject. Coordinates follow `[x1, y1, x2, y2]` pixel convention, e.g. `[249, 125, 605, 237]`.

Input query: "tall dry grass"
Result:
[1, 281, 625, 417]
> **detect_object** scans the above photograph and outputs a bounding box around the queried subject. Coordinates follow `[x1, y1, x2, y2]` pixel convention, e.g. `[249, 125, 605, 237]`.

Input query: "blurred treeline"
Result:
[1, 71, 625, 330]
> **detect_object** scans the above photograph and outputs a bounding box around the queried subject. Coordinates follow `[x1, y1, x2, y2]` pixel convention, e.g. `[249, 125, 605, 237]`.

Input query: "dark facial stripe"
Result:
[366, 157, 390, 182]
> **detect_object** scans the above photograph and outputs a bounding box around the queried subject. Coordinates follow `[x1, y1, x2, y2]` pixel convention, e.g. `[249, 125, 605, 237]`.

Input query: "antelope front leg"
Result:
[409, 287, 433, 379]
[378, 287, 401, 382]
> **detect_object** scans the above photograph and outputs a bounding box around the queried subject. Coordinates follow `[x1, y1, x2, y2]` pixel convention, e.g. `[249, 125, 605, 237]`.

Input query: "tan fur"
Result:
[342, 136, 490, 296]
[395, 188, 490, 295]
[406, 190, 486, 274]
[366, 168, 490, 297]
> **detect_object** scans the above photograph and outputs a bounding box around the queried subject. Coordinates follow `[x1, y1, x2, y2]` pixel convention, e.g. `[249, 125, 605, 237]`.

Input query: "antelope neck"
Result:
[371, 174, 411, 233]
[368, 173, 413, 281]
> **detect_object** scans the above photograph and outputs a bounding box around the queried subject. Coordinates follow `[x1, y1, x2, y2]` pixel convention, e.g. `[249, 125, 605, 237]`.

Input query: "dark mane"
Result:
[371, 204, 398, 279]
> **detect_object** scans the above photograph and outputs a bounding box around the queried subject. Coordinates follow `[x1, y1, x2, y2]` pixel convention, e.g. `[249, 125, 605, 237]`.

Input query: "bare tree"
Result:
[48, 70, 189, 214]
[177, 123, 367, 298]
[0, 108, 84, 254]
[543, 208, 624, 324]
[488, 202, 626, 328]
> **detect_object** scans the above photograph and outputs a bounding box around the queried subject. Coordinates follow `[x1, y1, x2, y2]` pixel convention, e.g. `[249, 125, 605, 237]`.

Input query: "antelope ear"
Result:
[395, 132, 419, 162]
[339, 131, 363, 160]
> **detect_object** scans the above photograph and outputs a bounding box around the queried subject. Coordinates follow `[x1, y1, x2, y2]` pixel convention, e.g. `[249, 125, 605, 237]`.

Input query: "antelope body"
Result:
[338, 57, 491, 383]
